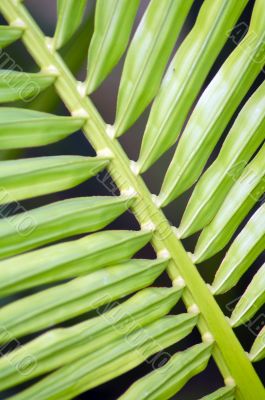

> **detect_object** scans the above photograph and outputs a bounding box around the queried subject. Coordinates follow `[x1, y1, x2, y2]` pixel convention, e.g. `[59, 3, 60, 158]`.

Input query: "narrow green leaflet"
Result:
[160, 0, 265, 206]
[0, 286, 182, 389]
[0, 258, 167, 341]
[212, 203, 265, 294]
[198, 387, 235, 400]
[0, 230, 151, 295]
[86, 0, 140, 94]
[119, 343, 212, 400]
[30, 9, 94, 113]
[0, 25, 22, 48]
[250, 327, 265, 362]
[0, 155, 108, 203]
[230, 264, 265, 327]
[114, 0, 193, 136]
[0, 196, 133, 259]
[0, 71, 55, 103]
[194, 144, 265, 263]
[138, 0, 248, 172]
[53, 0, 87, 49]
[13, 315, 197, 400]
[0, 108, 84, 148]
[179, 82, 265, 238]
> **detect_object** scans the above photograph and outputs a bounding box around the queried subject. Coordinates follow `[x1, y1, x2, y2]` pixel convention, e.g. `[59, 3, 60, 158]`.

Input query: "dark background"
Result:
[0, 0, 264, 398]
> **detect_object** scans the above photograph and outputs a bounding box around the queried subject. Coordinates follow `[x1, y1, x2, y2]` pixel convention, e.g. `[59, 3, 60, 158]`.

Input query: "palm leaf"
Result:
[0, 230, 151, 294]
[0, 25, 22, 47]
[230, 263, 265, 327]
[212, 203, 264, 294]
[0, 155, 108, 202]
[53, 0, 87, 49]
[160, 0, 265, 204]
[0, 71, 54, 103]
[179, 81, 265, 237]
[114, 0, 193, 135]
[198, 387, 235, 400]
[0, 108, 84, 148]
[0, 0, 264, 399]
[0, 195, 133, 258]
[119, 343, 213, 400]
[194, 144, 265, 263]
[0, 258, 168, 340]
[138, 0, 248, 172]
[12, 315, 197, 400]
[0, 287, 182, 389]
[86, 0, 140, 94]
[250, 327, 265, 362]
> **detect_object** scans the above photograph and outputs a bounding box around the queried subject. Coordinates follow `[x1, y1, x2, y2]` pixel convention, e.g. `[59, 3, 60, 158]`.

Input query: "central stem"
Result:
[0, 1, 264, 399]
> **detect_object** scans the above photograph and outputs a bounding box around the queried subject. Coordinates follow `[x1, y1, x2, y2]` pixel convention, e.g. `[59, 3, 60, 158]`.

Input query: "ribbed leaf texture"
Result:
[53, 0, 87, 49]
[0, 0, 264, 399]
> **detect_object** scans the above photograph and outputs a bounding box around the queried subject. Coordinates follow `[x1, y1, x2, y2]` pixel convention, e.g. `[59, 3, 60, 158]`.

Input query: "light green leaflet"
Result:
[0, 71, 55, 103]
[212, 203, 265, 294]
[29, 11, 94, 115]
[250, 327, 265, 362]
[13, 315, 197, 400]
[138, 0, 248, 172]
[0, 230, 151, 295]
[179, 81, 265, 238]
[230, 264, 265, 327]
[53, 0, 87, 49]
[159, 0, 265, 206]
[119, 343, 212, 400]
[0, 155, 108, 203]
[194, 144, 265, 263]
[0, 108, 84, 148]
[0, 258, 167, 341]
[86, 0, 140, 94]
[0, 0, 264, 398]
[0, 287, 182, 390]
[114, 0, 193, 136]
[0, 25, 22, 48]
[0, 196, 133, 259]
[198, 387, 235, 400]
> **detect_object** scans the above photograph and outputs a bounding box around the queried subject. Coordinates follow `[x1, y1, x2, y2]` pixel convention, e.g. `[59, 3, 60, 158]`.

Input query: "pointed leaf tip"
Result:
[86, 0, 140, 94]
[114, 0, 193, 136]
[54, 0, 87, 49]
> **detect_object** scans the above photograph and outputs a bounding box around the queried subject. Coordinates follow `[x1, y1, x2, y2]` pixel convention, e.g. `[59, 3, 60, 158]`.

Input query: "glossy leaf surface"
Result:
[160, 0, 265, 205]
[0, 196, 133, 259]
[0, 108, 84, 148]
[250, 327, 265, 362]
[0, 25, 22, 47]
[13, 315, 197, 400]
[114, 0, 193, 136]
[0, 0, 264, 398]
[0, 155, 108, 203]
[230, 264, 265, 327]
[86, 0, 139, 93]
[194, 144, 265, 263]
[138, 0, 248, 172]
[119, 343, 212, 400]
[179, 82, 265, 238]
[212, 203, 265, 294]
[0, 258, 167, 341]
[54, 0, 87, 49]
[0, 287, 182, 389]
[0, 71, 54, 103]
[0, 230, 151, 295]
[198, 387, 235, 400]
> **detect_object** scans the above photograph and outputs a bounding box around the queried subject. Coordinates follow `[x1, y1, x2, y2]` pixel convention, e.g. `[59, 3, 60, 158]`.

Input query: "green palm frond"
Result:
[0, 24, 22, 47]
[0, 0, 264, 399]
[54, 0, 87, 50]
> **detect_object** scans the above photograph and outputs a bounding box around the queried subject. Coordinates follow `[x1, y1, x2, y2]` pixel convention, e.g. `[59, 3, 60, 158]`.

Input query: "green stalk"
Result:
[0, 1, 264, 399]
